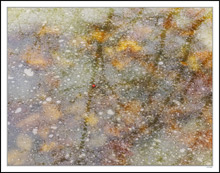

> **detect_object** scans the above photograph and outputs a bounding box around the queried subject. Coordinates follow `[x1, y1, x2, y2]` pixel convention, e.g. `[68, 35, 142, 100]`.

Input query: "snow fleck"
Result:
[51, 125, 58, 130]
[180, 148, 185, 153]
[107, 109, 115, 115]
[173, 100, 181, 106]
[46, 97, 52, 102]
[98, 112, 103, 115]
[153, 139, 161, 143]
[49, 134, 54, 138]
[56, 100, 61, 104]
[32, 128, 38, 135]
[15, 107, 22, 114]
[24, 68, 34, 76]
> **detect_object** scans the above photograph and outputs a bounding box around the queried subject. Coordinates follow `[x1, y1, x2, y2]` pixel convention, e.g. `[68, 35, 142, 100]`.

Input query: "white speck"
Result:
[67, 78, 70, 81]
[49, 134, 54, 138]
[173, 100, 181, 106]
[65, 154, 70, 159]
[180, 148, 185, 153]
[197, 157, 203, 162]
[8, 76, 14, 80]
[46, 97, 52, 102]
[8, 121, 10, 125]
[59, 40, 64, 43]
[15, 107, 22, 114]
[158, 61, 163, 65]
[32, 128, 38, 135]
[154, 139, 161, 143]
[77, 75, 80, 78]
[57, 56, 60, 61]
[107, 109, 115, 115]
[24, 68, 34, 76]
[51, 125, 57, 130]
[187, 148, 192, 151]
[98, 112, 103, 115]
[72, 40, 76, 43]
[65, 50, 71, 52]
[117, 118, 121, 121]
[18, 64, 23, 67]
[56, 100, 61, 104]
[79, 153, 85, 158]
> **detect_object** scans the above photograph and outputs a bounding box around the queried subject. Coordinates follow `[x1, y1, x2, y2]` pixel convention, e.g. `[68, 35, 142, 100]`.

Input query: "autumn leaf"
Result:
[43, 103, 62, 121]
[8, 149, 28, 165]
[187, 54, 200, 71]
[117, 40, 142, 52]
[16, 134, 32, 151]
[120, 100, 142, 125]
[111, 58, 131, 70]
[22, 47, 50, 68]
[38, 127, 50, 139]
[104, 125, 121, 137]
[91, 29, 107, 42]
[182, 130, 212, 150]
[38, 25, 60, 36]
[16, 113, 41, 130]
[41, 142, 56, 152]
[195, 51, 212, 69]
[85, 113, 99, 126]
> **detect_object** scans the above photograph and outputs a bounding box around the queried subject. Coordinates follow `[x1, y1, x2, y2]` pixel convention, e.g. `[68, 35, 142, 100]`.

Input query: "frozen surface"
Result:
[8, 8, 212, 166]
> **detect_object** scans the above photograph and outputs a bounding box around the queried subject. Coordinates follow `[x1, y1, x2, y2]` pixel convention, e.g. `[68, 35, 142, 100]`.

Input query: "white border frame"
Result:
[1, 1, 219, 172]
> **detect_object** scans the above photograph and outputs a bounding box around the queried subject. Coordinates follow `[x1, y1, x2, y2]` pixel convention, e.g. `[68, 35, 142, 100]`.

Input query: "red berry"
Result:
[92, 84, 96, 88]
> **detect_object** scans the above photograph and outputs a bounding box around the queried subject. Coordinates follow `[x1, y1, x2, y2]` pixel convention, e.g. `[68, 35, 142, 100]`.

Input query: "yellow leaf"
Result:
[22, 47, 49, 68]
[16, 113, 41, 129]
[111, 58, 131, 70]
[38, 25, 59, 36]
[104, 47, 114, 56]
[117, 40, 142, 52]
[43, 103, 62, 121]
[16, 134, 32, 151]
[187, 54, 199, 71]
[85, 113, 99, 126]
[8, 149, 28, 165]
[38, 127, 50, 139]
[41, 142, 56, 152]
[91, 30, 106, 42]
